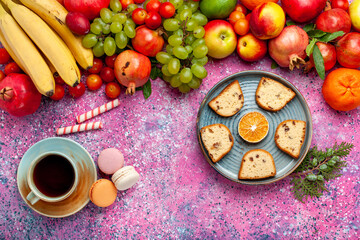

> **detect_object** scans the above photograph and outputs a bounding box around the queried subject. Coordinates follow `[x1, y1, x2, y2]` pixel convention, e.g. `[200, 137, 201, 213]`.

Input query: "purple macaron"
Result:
[97, 148, 124, 175]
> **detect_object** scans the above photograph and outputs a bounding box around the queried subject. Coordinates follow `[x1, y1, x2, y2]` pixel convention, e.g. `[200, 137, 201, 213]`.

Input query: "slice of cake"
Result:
[274, 120, 306, 158]
[200, 124, 234, 163]
[238, 149, 276, 180]
[208, 80, 244, 117]
[255, 77, 296, 112]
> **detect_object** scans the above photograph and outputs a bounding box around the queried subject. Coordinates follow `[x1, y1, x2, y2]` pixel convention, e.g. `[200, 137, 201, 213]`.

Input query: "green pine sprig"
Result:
[291, 142, 353, 202]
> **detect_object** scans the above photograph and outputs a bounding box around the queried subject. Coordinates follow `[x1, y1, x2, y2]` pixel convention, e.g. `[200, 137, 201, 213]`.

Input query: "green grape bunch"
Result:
[291, 142, 354, 202]
[82, 0, 138, 57]
[156, 0, 209, 93]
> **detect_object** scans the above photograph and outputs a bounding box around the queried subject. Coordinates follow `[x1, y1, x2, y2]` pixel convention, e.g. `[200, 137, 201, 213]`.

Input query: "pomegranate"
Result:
[0, 74, 42, 117]
[281, 0, 327, 23]
[316, 8, 351, 40]
[304, 42, 337, 72]
[63, 0, 110, 20]
[336, 32, 360, 68]
[131, 26, 165, 57]
[331, 0, 349, 11]
[268, 25, 309, 70]
[114, 50, 151, 95]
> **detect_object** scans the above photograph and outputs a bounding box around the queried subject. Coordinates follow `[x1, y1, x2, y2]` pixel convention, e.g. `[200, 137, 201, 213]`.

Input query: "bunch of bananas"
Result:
[0, 0, 93, 97]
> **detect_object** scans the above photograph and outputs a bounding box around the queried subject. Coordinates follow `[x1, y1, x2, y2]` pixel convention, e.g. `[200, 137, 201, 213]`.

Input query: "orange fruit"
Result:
[234, 18, 250, 35]
[239, 0, 279, 10]
[322, 68, 360, 111]
[228, 11, 245, 25]
[238, 111, 269, 143]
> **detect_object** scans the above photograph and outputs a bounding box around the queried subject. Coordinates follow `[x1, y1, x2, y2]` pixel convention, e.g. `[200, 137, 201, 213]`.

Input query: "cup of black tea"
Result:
[26, 152, 79, 205]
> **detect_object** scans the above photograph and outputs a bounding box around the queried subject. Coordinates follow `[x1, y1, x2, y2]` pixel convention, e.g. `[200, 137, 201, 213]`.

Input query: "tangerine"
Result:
[322, 68, 360, 111]
[238, 111, 269, 143]
[239, 0, 279, 10]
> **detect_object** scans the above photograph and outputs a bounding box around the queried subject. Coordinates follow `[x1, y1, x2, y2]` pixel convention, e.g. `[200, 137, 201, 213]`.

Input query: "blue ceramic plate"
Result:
[197, 71, 313, 185]
[17, 137, 97, 218]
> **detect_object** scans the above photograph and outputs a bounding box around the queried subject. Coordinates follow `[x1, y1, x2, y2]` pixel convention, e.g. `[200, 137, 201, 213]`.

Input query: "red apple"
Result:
[249, 2, 285, 40]
[204, 20, 237, 59]
[237, 33, 267, 62]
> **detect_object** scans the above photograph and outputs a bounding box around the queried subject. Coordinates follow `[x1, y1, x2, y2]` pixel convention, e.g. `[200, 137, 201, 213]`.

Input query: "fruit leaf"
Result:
[303, 23, 316, 33]
[286, 21, 296, 26]
[313, 44, 325, 80]
[306, 38, 318, 57]
[150, 66, 162, 80]
[271, 61, 278, 69]
[319, 31, 345, 42]
[142, 80, 152, 100]
[307, 29, 327, 38]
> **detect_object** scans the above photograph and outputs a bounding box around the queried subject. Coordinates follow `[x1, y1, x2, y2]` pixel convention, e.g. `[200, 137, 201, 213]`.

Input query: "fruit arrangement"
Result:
[0, 0, 360, 117]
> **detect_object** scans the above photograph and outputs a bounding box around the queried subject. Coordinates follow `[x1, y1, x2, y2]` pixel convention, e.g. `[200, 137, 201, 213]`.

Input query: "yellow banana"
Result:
[19, 0, 93, 70]
[0, 29, 25, 72]
[2, 0, 80, 87]
[0, 4, 54, 96]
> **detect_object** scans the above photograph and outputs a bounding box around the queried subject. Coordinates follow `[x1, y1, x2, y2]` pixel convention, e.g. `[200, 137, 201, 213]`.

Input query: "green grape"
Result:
[104, 37, 116, 56]
[193, 26, 205, 38]
[191, 38, 205, 49]
[93, 18, 106, 28]
[127, 4, 138, 13]
[156, 52, 172, 64]
[166, 45, 174, 55]
[82, 34, 98, 48]
[192, 12, 208, 26]
[102, 24, 111, 35]
[306, 174, 317, 181]
[191, 64, 207, 79]
[124, 25, 136, 38]
[173, 29, 184, 38]
[168, 58, 181, 74]
[186, 19, 197, 31]
[179, 67, 192, 83]
[187, 76, 201, 89]
[115, 31, 128, 49]
[180, 9, 192, 21]
[90, 22, 102, 35]
[170, 74, 182, 87]
[184, 35, 196, 45]
[191, 56, 208, 66]
[193, 44, 208, 58]
[178, 84, 191, 93]
[185, 45, 192, 54]
[110, 22, 123, 33]
[177, 4, 190, 14]
[112, 13, 127, 24]
[125, 19, 136, 29]
[173, 46, 188, 59]
[162, 75, 172, 83]
[93, 41, 105, 57]
[188, 1, 199, 12]
[110, 0, 122, 12]
[169, 0, 184, 9]
[100, 8, 113, 24]
[163, 19, 180, 31]
[168, 35, 183, 47]
[161, 64, 173, 77]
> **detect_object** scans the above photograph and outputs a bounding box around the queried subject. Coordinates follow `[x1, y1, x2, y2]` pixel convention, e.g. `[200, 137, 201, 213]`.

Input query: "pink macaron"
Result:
[97, 148, 124, 175]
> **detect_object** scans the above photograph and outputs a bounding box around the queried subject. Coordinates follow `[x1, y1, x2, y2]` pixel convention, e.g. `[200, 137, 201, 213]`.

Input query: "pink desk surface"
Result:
[0, 53, 359, 239]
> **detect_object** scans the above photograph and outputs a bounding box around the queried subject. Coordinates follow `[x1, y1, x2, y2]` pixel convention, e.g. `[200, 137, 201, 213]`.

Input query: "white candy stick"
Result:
[56, 122, 103, 135]
[76, 99, 120, 123]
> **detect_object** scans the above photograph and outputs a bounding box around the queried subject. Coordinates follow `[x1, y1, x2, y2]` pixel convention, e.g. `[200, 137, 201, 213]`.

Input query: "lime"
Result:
[200, 0, 237, 19]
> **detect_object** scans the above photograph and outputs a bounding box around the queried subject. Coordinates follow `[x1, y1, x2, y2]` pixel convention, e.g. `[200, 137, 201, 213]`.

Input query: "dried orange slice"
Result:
[238, 111, 269, 143]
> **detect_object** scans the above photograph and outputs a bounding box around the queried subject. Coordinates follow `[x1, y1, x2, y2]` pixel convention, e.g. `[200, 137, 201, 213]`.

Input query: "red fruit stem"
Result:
[126, 82, 136, 95]
[0, 87, 14, 101]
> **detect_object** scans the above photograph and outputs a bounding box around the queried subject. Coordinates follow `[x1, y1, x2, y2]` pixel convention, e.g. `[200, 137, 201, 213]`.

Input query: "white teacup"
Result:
[26, 152, 79, 205]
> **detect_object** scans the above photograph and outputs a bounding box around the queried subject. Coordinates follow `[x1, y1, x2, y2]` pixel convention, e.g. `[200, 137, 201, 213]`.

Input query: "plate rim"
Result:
[16, 137, 97, 218]
[196, 70, 313, 185]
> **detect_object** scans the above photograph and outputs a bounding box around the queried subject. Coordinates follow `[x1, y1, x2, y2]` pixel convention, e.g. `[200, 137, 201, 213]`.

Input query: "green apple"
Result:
[204, 20, 237, 59]
[200, 0, 237, 19]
